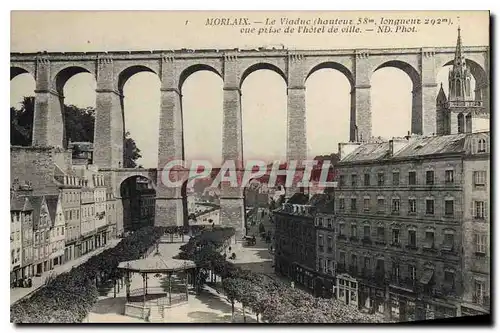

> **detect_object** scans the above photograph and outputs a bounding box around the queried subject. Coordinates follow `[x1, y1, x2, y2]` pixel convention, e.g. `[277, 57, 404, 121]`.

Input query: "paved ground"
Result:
[10, 238, 121, 306]
[86, 232, 270, 323]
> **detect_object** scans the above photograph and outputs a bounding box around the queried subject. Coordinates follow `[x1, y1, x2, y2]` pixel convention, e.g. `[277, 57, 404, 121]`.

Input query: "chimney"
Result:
[338, 142, 362, 160]
[388, 138, 410, 157]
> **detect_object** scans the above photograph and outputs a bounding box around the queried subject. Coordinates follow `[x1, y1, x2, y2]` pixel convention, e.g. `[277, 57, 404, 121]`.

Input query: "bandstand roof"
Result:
[118, 256, 196, 273]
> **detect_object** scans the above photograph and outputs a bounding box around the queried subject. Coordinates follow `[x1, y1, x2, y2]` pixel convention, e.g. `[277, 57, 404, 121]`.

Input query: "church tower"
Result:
[436, 26, 487, 135]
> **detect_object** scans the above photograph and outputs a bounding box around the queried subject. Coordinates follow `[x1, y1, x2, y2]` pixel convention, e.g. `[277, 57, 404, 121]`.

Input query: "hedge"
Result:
[10, 226, 165, 323]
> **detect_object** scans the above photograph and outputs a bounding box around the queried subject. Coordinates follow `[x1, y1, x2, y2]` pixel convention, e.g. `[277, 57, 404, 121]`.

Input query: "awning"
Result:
[420, 269, 434, 285]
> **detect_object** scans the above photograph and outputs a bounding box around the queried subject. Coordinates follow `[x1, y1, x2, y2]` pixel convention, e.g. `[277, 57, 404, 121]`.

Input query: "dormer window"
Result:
[478, 139, 487, 153]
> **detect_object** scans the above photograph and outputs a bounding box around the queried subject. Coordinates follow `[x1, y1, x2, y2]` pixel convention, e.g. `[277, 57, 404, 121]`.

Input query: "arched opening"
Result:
[120, 175, 156, 232]
[119, 67, 160, 168]
[372, 61, 418, 138]
[10, 70, 35, 146]
[60, 70, 96, 152]
[241, 66, 287, 164]
[305, 64, 352, 159]
[179, 66, 223, 226]
[241, 65, 286, 234]
[437, 59, 489, 132]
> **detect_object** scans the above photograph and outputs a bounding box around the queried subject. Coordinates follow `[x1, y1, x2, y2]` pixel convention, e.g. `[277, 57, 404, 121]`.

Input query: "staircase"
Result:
[147, 306, 164, 323]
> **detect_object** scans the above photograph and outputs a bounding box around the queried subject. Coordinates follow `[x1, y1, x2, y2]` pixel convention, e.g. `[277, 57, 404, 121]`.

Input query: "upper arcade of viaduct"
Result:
[10, 45, 490, 232]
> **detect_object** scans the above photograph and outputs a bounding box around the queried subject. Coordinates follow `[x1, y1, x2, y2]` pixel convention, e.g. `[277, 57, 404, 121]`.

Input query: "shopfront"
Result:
[336, 273, 359, 307]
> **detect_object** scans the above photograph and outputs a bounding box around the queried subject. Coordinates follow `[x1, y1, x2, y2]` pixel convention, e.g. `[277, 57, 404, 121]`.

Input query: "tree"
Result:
[222, 278, 240, 322]
[124, 131, 142, 168]
[10, 98, 142, 168]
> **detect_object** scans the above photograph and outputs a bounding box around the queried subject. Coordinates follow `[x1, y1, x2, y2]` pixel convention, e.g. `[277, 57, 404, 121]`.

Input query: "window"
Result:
[363, 197, 370, 211]
[350, 198, 357, 212]
[408, 171, 416, 185]
[474, 171, 486, 187]
[474, 234, 487, 254]
[424, 231, 435, 249]
[392, 262, 400, 280]
[392, 198, 400, 213]
[318, 258, 324, 272]
[378, 173, 385, 186]
[392, 172, 400, 186]
[377, 227, 385, 242]
[339, 224, 345, 236]
[477, 139, 487, 153]
[364, 173, 370, 186]
[473, 201, 486, 219]
[318, 234, 324, 247]
[339, 198, 345, 211]
[11, 250, 15, 264]
[444, 271, 455, 288]
[339, 175, 346, 187]
[443, 199, 455, 216]
[327, 236, 333, 251]
[376, 259, 385, 273]
[409, 265, 416, 281]
[392, 229, 400, 245]
[426, 170, 434, 185]
[474, 280, 485, 304]
[426, 199, 434, 215]
[364, 257, 370, 269]
[351, 225, 358, 238]
[327, 218, 332, 228]
[339, 252, 346, 266]
[351, 174, 357, 187]
[443, 232, 454, 250]
[351, 254, 358, 270]
[377, 198, 385, 213]
[364, 225, 371, 239]
[408, 199, 417, 214]
[445, 170, 454, 183]
[408, 230, 416, 247]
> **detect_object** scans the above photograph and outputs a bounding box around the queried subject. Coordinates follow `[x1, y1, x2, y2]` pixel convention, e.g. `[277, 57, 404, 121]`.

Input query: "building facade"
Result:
[273, 193, 318, 292]
[47, 193, 65, 268]
[332, 131, 490, 321]
[31, 195, 53, 275]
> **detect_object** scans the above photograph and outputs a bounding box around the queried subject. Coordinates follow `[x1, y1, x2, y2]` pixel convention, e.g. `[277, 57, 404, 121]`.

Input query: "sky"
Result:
[10, 11, 489, 168]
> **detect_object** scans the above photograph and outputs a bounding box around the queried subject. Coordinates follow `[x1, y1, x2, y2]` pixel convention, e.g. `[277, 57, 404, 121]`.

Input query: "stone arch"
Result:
[54, 65, 94, 94]
[10, 66, 33, 80]
[178, 64, 222, 92]
[117, 65, 158, 93]
[373, 60, 420, 86]
[240, 62, 287, 88]
[305, 62, 354, 87]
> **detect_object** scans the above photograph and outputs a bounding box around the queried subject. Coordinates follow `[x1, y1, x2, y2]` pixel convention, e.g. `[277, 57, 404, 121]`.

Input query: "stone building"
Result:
[93, 174, 109, 247]
[30, 195, 54, 275]
[273, 193, 318, 292]
[47, 193, 65, 268]
[106, 189, 118, 239]
[80, 186, 95, 256]
[54, 168, 83, 262]
[460, 132, 490, 316]
[333, 131, 489, 321]
[10, 195, 33, 283]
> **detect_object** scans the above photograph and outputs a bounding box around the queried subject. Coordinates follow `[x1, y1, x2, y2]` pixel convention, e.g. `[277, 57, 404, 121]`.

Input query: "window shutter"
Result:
[484, 202, 488, 219]
[470, 201, 475, 218]
[473, 234, 478, 252]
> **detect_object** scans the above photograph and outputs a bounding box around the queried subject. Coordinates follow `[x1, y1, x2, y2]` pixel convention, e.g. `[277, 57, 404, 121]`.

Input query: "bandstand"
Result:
[118, 254, 196, 321]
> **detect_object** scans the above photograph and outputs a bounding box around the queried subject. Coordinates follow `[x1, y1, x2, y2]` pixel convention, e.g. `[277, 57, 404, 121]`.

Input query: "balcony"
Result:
[422, 244, 438, 254]
[446, 100, 483, 108]
[337, 234, 347, 241]
[349, 236, 359, 242]
[374, 239, 386, 246]
[440, 246, 458, 256]
[405, 244, 418, 251]
[362, 237, 372, 245]
[472, 295, 491, 308]
[390, 277, 416, 291]
[390, 242, 402, 249]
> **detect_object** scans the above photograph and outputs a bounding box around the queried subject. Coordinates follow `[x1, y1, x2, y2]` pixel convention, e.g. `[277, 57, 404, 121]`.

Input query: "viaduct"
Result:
[10, 45, 490, 238]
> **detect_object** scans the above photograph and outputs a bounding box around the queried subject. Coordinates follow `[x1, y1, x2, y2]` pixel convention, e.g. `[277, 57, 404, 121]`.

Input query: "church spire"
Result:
[449, 23, 472, 101]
